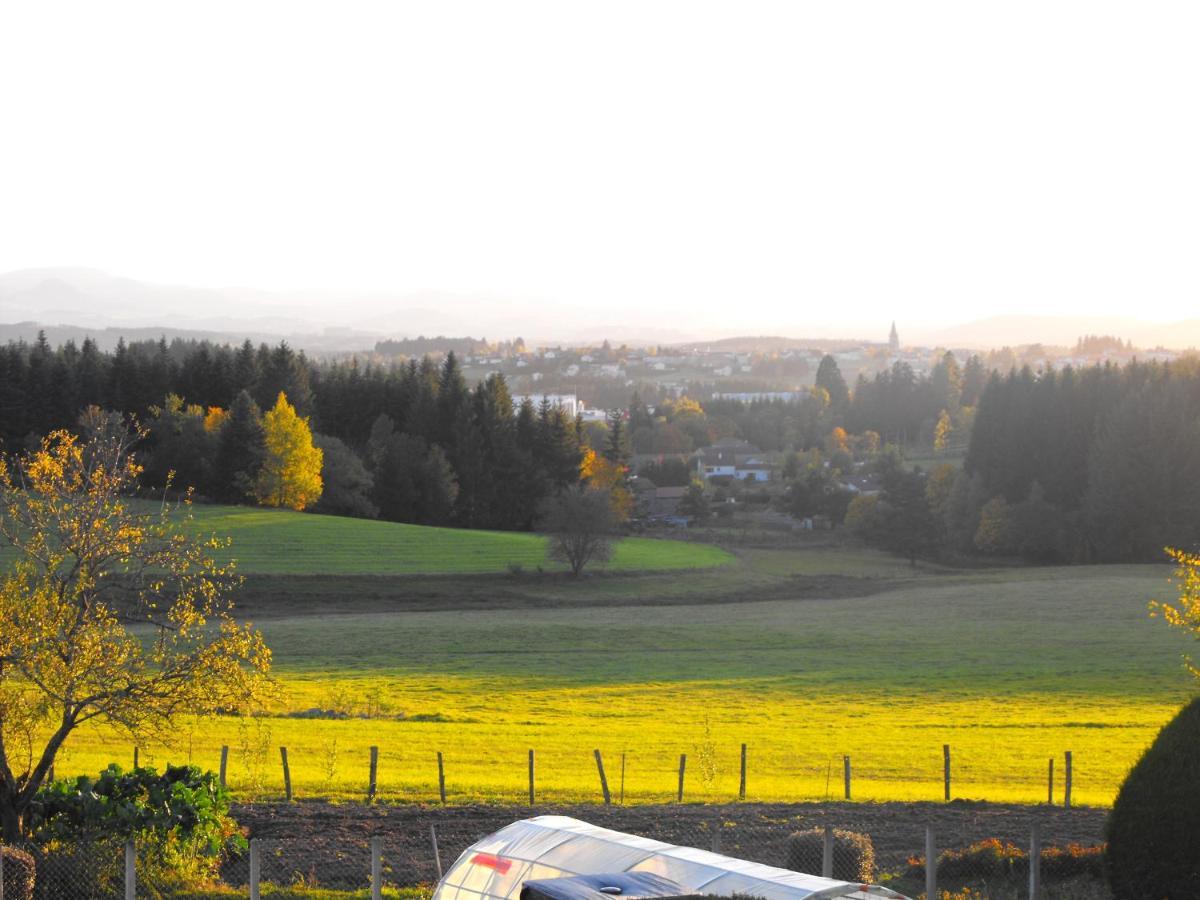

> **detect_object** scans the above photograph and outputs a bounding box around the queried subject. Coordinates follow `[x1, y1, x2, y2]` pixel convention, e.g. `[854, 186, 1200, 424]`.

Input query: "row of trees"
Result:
[840, 358, 1200, 564]
[0, 334, 601, 530]
[963, 359, 1200, 562]
[0, 336, 990, 462]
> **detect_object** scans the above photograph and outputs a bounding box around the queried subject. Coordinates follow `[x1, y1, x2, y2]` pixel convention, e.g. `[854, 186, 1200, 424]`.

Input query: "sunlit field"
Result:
[43, 512, 1193, 809]
[0, 502, 735, 575]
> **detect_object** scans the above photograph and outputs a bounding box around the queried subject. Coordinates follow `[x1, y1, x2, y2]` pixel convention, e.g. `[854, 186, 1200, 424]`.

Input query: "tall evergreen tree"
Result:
[214, 390, 265, 503]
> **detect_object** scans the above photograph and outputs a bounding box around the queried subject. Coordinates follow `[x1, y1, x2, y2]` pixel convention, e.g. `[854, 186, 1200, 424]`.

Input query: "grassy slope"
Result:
[183, 505, 733, 575]
[0, 503, 734, 576]
[54, 531, 1194, 808]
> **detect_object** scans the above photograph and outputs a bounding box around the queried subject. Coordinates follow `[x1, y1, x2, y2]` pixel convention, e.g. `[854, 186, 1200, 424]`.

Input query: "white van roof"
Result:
[433, 816, 908, 900]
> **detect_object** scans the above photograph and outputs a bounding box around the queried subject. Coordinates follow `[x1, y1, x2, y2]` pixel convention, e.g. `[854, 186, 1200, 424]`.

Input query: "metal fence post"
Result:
[431, 824, 444, 879]
[249, 838, 261, 900]
[124, 841, 136, 900]
[1029, 823, 1041, 900]
[924, 827, 936, 900]
[372, 835, 383, 900]
[821, 826, 834, 878]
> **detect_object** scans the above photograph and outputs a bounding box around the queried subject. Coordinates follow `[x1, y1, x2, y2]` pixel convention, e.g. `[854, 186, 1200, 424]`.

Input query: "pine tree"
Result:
[215, 390, 266, 503]
[815, 355, 850, 414]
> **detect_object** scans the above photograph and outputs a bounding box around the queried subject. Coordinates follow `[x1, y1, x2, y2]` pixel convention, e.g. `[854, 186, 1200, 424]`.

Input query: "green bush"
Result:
[27, 764, 243, 890]
[1106, 695, 1200, 899]
[784, 828, 875, 882]
[1, 845, 36, 900]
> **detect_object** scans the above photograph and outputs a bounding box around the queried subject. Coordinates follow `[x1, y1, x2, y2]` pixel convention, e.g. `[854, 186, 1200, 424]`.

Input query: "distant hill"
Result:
[677, 335, 875, 353]
[921, 315, 1200, 351]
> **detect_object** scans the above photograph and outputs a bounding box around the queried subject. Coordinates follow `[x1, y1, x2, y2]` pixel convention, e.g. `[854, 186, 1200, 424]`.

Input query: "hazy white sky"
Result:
[1, 1, 1198, 332]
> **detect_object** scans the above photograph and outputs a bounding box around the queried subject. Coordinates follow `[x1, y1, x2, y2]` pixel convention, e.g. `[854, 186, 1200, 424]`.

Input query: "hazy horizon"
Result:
[2, 2, 1198, 342]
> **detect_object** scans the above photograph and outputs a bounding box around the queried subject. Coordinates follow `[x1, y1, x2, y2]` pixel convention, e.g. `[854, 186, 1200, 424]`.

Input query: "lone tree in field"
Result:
[0, 428, 271, 841]
[539, 485, 616, 576]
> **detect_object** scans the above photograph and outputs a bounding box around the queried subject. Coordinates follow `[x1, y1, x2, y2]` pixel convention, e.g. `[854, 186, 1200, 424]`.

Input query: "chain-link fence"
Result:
[1, 809, 1110, 899]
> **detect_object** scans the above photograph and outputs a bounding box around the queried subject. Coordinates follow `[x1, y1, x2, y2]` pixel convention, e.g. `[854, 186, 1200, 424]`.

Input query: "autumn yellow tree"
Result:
[0, 429, 271, 840]
[254, 392, 324, 510]
[579, 447, 633, 522]
[1153, 548, 1200, 680]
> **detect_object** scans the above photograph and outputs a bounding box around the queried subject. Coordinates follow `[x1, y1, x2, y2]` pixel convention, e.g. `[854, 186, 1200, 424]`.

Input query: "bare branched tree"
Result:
[539, 485, 616, 576]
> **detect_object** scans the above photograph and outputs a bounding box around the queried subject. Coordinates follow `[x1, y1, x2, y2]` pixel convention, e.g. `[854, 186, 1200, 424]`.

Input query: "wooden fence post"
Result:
[249, 839, 261, 900]
[594, 750, 611, 805]
[219, 746, 229, 788]
[1047, 758, 1054, 805]
[437, 752, 446, 804]
[821, 826, 833, 878]
[1029, 822, 1041, 900]
[368, 746, 379, 803]
[711, 816, 722, 853]
[943, 744, 951, 801]
[431, 824, 444, 879]
[280, 747, 292, 802]
[133, 747, 139, 770]
[124, 840, 136, 900]
[528, 749, 535, 806]
[739, 743, 747, 801]
[371, 835, 383, 900]
[843, 756, 851, 800]
[924, 827, 936, 900]
[1064, 751, 1073, 808]
[677, 753, 687, 803]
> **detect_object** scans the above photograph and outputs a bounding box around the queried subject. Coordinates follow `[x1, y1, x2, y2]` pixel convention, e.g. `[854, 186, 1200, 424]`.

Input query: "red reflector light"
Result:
[471, 853, 513, 874]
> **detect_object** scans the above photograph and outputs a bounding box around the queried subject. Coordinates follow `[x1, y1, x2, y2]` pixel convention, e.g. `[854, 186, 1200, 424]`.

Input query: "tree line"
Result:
[846, 358, 1200, 564]
[0, 333, 592, 530]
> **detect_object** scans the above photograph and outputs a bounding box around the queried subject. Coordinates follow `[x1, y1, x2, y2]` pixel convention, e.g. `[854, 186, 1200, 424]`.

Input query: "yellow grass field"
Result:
[39, 516, 1194, 809]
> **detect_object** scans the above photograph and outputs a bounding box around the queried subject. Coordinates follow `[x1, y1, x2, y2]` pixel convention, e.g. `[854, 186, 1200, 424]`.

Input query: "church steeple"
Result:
[888, 321, 900, 353]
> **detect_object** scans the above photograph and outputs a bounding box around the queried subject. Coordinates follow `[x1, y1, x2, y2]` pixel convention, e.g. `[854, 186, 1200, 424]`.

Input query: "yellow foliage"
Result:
[579, 447, 598, 481]
[824, 426, 848, 455]
[203, 406, 228, 433]
[579, 449, 632, 522]
[974, 496, 1011, 553]
[933, 408, 953, 451]
[0, 430, 270, 837]
[1153, 548, 1200, 680]
[254, 393, 324, 511]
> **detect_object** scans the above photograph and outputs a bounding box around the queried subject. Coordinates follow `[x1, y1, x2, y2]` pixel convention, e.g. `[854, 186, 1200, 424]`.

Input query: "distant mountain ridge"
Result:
[3, 268, 1198, 351]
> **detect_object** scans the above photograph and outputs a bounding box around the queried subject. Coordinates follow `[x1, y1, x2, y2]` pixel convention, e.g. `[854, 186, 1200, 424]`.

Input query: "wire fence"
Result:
[1, 810, 1110, 899]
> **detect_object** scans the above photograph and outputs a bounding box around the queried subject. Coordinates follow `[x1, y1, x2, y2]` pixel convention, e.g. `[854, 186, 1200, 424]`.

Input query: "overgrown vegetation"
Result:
[28, 764, 242, 890]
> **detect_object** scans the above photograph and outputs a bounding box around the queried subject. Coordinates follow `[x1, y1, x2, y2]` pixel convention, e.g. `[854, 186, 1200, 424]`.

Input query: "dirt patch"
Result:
[227, 800, 1107, 888]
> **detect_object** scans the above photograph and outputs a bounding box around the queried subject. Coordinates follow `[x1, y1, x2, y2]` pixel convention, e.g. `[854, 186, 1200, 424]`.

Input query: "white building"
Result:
[511, 394, 584, 417]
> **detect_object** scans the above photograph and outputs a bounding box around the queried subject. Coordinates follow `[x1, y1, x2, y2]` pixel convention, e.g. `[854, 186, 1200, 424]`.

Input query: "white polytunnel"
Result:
[432, 816, 911, 900]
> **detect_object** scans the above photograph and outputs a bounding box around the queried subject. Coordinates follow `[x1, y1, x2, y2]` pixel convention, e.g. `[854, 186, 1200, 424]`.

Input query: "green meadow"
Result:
[41, 508, 1195, 809]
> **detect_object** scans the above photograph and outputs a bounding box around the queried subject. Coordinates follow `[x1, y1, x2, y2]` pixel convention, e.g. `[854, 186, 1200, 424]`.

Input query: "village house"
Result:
[694, 438, 773, 482]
